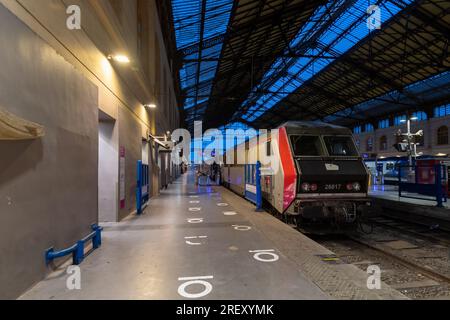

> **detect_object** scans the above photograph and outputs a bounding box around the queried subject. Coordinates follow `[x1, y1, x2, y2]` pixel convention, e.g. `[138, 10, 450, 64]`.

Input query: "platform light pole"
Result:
[395, 116, 424, 184]
[398, 116, 423, 166]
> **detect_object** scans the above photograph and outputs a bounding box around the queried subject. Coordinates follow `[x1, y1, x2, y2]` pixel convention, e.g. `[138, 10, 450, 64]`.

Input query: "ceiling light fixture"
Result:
[144, 103, 157, 109]
[108, 54, 130, 64]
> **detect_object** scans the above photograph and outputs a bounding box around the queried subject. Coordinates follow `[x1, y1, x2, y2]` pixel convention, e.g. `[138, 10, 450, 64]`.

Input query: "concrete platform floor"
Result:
[20, 172, 326, 300]
[369, 185, 449, 208]
[20, 172, 406, 300]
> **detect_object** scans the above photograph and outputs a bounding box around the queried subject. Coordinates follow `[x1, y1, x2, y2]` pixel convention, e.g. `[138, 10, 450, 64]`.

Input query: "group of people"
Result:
[195, 162, 220, 186]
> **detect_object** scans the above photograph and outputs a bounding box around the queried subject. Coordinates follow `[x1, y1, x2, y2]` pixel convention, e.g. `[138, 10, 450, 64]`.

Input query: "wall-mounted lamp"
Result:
[108, 54, 130, 64]
[144, 103, 157, 109]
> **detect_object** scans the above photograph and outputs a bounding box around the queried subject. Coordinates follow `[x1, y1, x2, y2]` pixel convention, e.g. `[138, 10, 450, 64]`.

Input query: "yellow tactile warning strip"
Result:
[219, 186, 408, 300]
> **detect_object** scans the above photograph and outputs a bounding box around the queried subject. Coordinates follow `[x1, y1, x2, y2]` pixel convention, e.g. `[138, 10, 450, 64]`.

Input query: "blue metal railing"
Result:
[256, 161, 263, 212]
[398, 164, 448, 207]
[45, 224, 103, 265]
[136, 160, 150, 215]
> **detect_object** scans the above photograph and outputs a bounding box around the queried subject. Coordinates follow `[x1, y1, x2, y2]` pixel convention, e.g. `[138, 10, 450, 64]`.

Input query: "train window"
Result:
[290, 135, 325, 156]
[323, 136, 358, 156]
[266, 140, 272, 156]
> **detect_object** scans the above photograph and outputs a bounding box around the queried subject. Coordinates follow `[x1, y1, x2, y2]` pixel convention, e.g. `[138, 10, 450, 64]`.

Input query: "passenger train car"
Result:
[222, 121, 371, 233]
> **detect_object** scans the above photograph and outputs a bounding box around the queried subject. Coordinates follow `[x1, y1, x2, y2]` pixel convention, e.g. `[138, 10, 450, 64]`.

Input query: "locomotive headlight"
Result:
[301, 183, 311, 192]
[352, 182, 361, 192]
[310, 183, 318, 192]
[346, 183, 354, 191]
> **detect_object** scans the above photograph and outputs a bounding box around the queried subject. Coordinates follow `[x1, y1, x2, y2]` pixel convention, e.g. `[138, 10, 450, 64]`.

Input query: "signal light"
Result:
[301, 183, 311, 192]
[301, 183, 318, 192]
[393, 142, 408, 152]
[346, 182, 362, 192]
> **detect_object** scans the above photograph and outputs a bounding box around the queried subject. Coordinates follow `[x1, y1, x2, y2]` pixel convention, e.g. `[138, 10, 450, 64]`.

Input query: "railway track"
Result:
[349, 234, 450, 284]
[267, 208, 450, 299]
[314, 233, 450, 299]
[368, 215, 450, 247]
[247, 188, 450, 299]
[378, 208, 450, 233]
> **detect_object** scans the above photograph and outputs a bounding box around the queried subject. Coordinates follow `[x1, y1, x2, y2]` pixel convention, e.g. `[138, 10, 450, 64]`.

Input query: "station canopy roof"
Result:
[162, 0, 450, 131]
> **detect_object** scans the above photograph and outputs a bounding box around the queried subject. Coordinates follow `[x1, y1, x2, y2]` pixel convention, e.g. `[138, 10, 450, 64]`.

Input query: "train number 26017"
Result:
[324, 184, 342, 191]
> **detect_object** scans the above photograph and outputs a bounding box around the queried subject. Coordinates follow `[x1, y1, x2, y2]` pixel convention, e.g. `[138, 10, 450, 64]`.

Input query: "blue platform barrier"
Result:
[398, 164, 448, 207]
[136, 160, 150, 215]
[256, 161, 263, 211]
[45, 224, 103, 266]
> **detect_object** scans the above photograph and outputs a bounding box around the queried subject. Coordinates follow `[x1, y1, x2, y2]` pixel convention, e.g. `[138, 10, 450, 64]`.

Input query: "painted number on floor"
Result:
[178, 276, 213, 299]
[189, 207, 202, 212]
[184, 236, 208, 246]
[249, 250, 279, 263]
[217, 203, 229, 207]
[187, 218, 204, 224]
[232, 225, 252, 231]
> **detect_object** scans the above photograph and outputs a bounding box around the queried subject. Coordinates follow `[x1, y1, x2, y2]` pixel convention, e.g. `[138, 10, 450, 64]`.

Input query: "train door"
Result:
[98, 110, 119, 222]
[244, 164, 258, 204]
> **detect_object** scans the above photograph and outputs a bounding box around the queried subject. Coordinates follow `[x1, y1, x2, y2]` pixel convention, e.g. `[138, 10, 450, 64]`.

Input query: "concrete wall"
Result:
[142, 141, 149, 165]
[118, 107, 142, 220]
[150, 143, 160, 197]
[0, 0, 182, 298]
[0, 3, 98, 299]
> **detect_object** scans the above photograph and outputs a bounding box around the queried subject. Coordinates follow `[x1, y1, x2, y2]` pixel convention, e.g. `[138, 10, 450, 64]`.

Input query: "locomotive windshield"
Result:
[323, 136, 358, 156]
[290, 135, 325, 156]
[290, 134, 359, 157]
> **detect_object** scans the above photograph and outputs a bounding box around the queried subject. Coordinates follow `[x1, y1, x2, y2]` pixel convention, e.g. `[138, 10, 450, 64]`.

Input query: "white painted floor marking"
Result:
[223, 211, 237, 216]
[189, 200, 200, 204]
[178, 276, 214, 299]
[187, 218, 204, 224]
[217, 203, 229, 207]
[184, 236, 208, 246]
[189, 207, 202, 212]
[249, 249, 280, 262]
[232, 225, 252, 231]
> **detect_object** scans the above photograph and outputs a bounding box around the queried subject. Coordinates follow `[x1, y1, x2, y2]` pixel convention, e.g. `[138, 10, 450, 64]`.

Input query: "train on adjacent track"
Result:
[365, 155, 450, 187]
[221, 121, 371, 233]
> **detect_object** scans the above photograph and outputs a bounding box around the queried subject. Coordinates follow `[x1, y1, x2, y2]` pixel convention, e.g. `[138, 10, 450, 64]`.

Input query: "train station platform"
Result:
[20, 172, 406, 300]
[370, 185, 449, 209]
[369, 186, 450, 231]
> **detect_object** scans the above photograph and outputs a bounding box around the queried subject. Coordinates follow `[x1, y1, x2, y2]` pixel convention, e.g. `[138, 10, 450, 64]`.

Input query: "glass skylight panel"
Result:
[172, 0, 234, 114]
[239, 0, 413, 122]
[172, 0, 202, 49]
